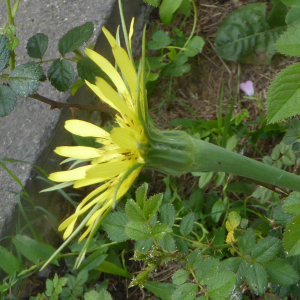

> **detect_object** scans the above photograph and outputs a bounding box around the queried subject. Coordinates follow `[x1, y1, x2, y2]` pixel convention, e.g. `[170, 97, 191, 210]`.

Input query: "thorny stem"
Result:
[29, 92, 116, 115]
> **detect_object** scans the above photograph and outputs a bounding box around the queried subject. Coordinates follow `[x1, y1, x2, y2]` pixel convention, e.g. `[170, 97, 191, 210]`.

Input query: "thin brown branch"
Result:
[29, 92, 116, 115]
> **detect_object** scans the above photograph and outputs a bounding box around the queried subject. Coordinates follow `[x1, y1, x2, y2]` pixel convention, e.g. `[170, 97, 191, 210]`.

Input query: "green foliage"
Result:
[27, 33, 48, 59]
[0, 35, 10, 72]
[215, 3, 286, 64]
[0, 246, 20, 276]
[159, 0, 185, 25]
[281, 0, 300, 7]
[0, 84, 16, 117]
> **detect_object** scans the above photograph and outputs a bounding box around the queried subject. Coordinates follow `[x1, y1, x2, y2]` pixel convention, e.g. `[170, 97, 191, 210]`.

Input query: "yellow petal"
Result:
[102, 27, 137, 100]
[49, 165, 92, 182]
[129, 18, 135, 50]
[55, 146, 101, 159]
[110, 127, 138, 149]
[74, 177, 106, 188]
[65, 120, 110, 138]
[86, 160, 133, 179]
[62, 219, 77, 239]
[78, 223, 94, 242]
[58, 214, 77, 231]
[85, 48, 129, 97]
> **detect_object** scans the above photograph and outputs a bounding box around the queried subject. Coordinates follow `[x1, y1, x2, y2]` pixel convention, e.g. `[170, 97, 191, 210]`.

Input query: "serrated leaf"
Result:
[265, 259, 299, 285]
[245, 262, 268, 295]
[27, 33, 48, 59]
[283, 118, 300, 145]
[145, 281, 176, 300]
[198, 171, 214, 188]
[211, 199, 226, 223]
[207, 271, 236, 300]
[85, 290, 112, 300]
[13, 235, 56, 265]
[147, 30, 172, 50]
[171, 283, 197, 300]
[159, 203, 176, 227]
[125, 221, 150, 240]
[196, 257, 220, 284]
[266, 62, 300, 123]
[220, 257, 246, 285]
[275, 24, 300, 56]
[285, 7, 300, 26]
[144, 193, 163, 221]
[135, 237, 154, 253]
[0, 246, 20, 276]
[273, 204, 294, 227]
[0, 85, 16, 117]
[281, 0, 300, 8]
[159, 0, 183, 25]
[188, 250, 202, 270]
[0, 35, 10, 72]
[158, 234, 176, 251]
[283, 191, 300, 214]
[8, 62, 43, 96]
[95, 261, 132, 278]
[135, 182, 148, 210]
[77, 57, 107, 84]
[48, 59, 74, 92]
[58, 22, 94, 56]
[251, 236, 280, 263]
[152, 224, 172, 240]
[215, 3, 285, 64]
[238, 228, 256, 255]
[284, 215, 300, 255]
[76, 269, 88, 286]
[172, 270, 189, 285]
[125, 199, 147, 222]
[180, 212, 194, 236]
[227, 211, 241, 229]
[102, 211, 130, 242]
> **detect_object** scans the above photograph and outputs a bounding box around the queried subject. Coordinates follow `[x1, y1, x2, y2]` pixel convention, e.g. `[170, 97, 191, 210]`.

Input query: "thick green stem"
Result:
[146, 129, 300, 193]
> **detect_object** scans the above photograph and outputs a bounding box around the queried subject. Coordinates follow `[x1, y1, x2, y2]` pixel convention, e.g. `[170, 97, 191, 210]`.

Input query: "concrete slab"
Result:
[0, 0, 152, 237]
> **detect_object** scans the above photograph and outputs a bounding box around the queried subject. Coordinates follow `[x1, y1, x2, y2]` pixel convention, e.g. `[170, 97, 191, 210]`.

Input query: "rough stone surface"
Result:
[0, 0, 152, 237]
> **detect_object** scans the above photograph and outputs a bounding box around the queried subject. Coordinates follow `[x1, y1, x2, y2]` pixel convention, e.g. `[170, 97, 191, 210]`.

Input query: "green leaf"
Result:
[196, 257, 220, 284]
[198, 171, 214, 188]
[48, 59, 74, 92]
[145, 281, 176, 300]
[147, 30, 172, 50]
[79, 251, 107, 272]
[186, 187, 205, 220]
[7, 37, 19, 51]
[283, 191, 300, 214]
[245, 262, 268, 295]
[95, 261, 132, 278]
[171, 283, 198, 300]
[188, 250, 203, 270]
[284, 215, 300, 255]
[207, 271, 236, 300]
[283, 118, 300, 145]
[85, 290, 112, 300]
[285, 7, 300, 26]
[215, 3, 285, 64]
[102, 211, 130, 242]
[77, 57, 107, 84]
[238, 228, 256, 255]
[0, 85, 16, 117]
[227, 211, 241, 228]
[27, 33, 48, 59]
[184, 36, 205, 57]
[135, 183, 148, 210]
[251, 236, 280, 263]
[125, 199, 147, 222]
[144, 193, 163, 221]
[159, 203, 176, 227]
[143, 0, 160, 7]
[275, 24, 300, 56]
[152, 224, 172, 240]
[211, 199, 226, 223]
[281, 0, 300, 7]
[158, 234, 176, 251]
[265, 259, 299, 285]
[125, 221, 150, 240]
[8, 62, 43, 96]
[266, 62, 300, 123]
[159, 0, 183, 25]
[0, 35, 10, 72]
[220, 257, 246, 285]
[13, 235, 56, 265]
[160, 53, 190, 77]
[172, 269, 189, 285]
[274, 204, 294, 226]
[0, 246, 20, 276]
[58, 22, 94, 56]
[180, 212, 194, 236]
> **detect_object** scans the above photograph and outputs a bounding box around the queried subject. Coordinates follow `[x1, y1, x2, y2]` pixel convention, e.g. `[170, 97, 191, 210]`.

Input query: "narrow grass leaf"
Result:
[95, 261, 132, 278]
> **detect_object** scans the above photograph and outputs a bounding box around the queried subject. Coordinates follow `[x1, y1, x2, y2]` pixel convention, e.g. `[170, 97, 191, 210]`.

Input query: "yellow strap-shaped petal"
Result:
[102, 27, 137, 101]
[65, 120, 110, 138]
[74, 177, 106, 188]
[55, 146, 101, 159]
[49, 165, 92, 182]
[129, 18, 135, 51]
[85, 48, 129, 97]
[86, 160, 133, 179]
[110, 127, 138, 149]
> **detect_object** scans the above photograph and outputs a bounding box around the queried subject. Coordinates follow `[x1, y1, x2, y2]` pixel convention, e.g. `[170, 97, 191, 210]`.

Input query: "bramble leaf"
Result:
[48, 59, 74, 92]
[251, 236, 280, 263]
[215, 3, 285, 64]
[0, 35, 10, 72]
[27, 33, 48, 59]
[180, 212, 194, 236]
[159, 203, 176, 227]
[58, 22, 94, 56]
[284, 215, 300, 255]
[8, 62, 43, 96]
[125, 221, 150, 240]
[0, 85, 16, 117]
[77, 57, 107, 84]
[238, 228, 256, 255]
[275, 24, 300, 56]
[145, 281, 176, 300]
[266, 63, 300, 123]
[171, 283, 198, 300]
[144, 193, 163, 222]
[172, 270, 189, 285]
[125, 199, 147, 223]
[283, 192, 300, 214]
[245, 262, 268, 295]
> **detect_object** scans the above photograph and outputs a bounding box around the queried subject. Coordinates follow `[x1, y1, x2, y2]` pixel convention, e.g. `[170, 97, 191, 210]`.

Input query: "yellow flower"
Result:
[48, 21, 148, 241]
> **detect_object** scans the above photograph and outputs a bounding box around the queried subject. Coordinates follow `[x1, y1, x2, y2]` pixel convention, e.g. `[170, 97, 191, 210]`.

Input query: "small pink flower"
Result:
[240, 81, 254, 96]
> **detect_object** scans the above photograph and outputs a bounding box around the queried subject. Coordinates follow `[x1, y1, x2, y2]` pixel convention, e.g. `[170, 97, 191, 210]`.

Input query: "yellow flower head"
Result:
[48, 20, 148, 241]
